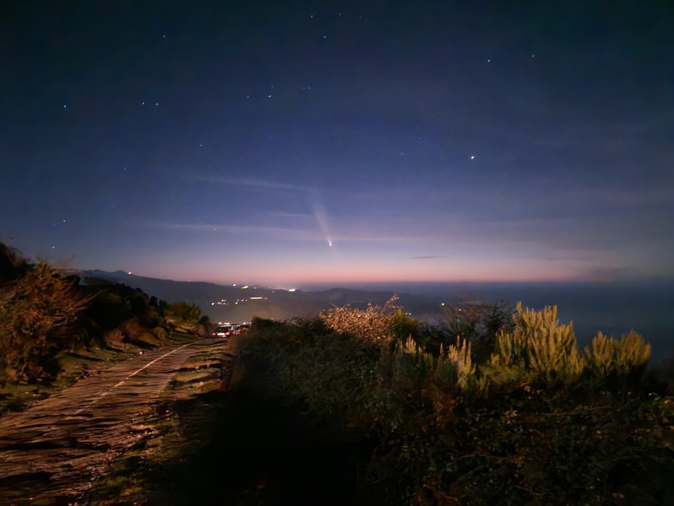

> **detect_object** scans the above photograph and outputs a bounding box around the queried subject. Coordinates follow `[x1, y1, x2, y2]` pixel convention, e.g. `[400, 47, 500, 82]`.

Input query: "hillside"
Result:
[0, 244, 210, 408]
[77, 270, 449, 324]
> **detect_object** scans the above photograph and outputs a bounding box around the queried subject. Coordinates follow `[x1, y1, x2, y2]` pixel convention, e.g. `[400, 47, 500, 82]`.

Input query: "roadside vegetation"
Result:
[245, 297, 674, 505]
[3, 238, 673, 503]
[0, 242, 209, 413]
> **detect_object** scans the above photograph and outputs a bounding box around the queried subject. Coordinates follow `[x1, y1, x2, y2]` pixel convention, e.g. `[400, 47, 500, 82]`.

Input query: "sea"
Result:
[299, 280, 674, 361]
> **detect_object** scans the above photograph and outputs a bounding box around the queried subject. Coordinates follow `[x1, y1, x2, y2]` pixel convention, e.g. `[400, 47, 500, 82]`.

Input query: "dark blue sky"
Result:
[2, 1, 673, 286]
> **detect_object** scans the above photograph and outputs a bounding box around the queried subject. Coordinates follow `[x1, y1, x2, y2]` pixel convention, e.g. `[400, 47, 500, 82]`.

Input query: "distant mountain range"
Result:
[76, 270, 449, 324]
[74, 270, 674, 360]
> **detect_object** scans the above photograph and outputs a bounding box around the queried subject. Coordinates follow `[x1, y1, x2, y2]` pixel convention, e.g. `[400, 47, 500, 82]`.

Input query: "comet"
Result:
[310, 189, 333, 248]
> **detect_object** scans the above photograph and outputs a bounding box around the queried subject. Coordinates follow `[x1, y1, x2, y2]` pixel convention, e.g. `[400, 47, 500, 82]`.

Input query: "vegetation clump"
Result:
[245, 297, 674, 505]
[0, 242, 208, 390]
[0, 259, 93, 383]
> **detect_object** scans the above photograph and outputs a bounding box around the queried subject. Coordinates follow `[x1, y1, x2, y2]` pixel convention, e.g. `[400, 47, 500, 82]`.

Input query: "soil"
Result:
[85, 349, 381, 506]
[1, 336, 385, 506]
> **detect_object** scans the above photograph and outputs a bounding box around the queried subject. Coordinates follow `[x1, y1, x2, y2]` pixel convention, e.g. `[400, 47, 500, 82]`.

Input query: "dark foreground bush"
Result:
[245, 301, 674, 505]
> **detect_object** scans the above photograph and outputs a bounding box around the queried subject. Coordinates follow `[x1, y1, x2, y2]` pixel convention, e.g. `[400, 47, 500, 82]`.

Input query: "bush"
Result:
[0, 262, 93, 383]
[484, 302, 584, 387]
[320, 296, 401, 343]
[0, 245, 204, 385]
[245, 301, 674, 504]
[440, 300, 514, 363]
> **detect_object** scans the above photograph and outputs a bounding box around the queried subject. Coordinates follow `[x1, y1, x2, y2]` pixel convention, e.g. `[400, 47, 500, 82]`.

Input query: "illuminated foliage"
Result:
[319, 295, 401, 343]
[0, 262, 93, 383]
[486, 302, 584, 386]
[585, 330, 651, 375]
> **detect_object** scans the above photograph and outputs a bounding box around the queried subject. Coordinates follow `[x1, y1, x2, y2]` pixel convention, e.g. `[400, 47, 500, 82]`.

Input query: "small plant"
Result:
[445, 337, 475, 389]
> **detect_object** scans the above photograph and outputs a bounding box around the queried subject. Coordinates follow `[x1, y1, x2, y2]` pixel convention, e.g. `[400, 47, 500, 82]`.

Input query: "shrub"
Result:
[0, 242, 30, 284]
[245, 301, 674, 504]
[485, 302, 584, 387]
[320, 296, 401, 344]
[0, 262, 93, 383]
[441, 300, 514, 363]
[585, 330, 651, 375]
[164, 301, 203, 323]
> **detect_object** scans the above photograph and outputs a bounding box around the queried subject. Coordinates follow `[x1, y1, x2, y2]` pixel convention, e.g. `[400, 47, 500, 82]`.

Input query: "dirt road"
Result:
[0, 337, 233, 505]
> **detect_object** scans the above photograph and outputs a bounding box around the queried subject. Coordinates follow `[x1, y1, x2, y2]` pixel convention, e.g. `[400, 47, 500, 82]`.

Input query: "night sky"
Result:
[2, 1, 673, 286]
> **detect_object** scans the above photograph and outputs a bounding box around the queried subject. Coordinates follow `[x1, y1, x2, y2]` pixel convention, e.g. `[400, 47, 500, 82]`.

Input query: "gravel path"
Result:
[0, 337, 232, 505]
